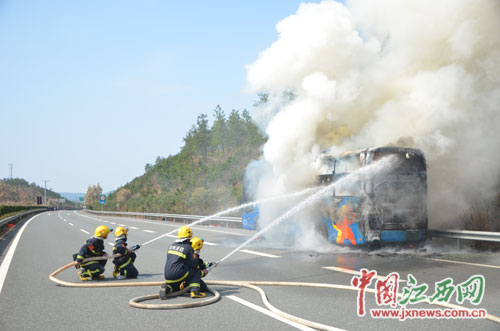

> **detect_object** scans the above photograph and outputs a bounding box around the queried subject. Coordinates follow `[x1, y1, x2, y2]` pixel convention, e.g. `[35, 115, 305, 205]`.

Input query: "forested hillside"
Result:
[0, 178, 62, 206]
[86, 106, 265, 215]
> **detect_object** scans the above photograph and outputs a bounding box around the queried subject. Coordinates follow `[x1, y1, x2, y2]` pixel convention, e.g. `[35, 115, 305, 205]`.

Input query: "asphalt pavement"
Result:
[0, 211, 499, 331]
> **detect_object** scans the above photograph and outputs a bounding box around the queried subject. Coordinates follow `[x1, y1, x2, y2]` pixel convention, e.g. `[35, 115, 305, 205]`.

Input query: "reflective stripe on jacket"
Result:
[164, 238, 198, 281]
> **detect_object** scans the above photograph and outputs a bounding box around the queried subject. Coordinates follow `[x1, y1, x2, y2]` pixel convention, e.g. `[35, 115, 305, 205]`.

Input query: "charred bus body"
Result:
[316, 147, 428, 247]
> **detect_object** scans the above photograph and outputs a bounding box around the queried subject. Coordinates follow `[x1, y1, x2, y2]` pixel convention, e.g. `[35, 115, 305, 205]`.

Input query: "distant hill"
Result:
[85, 107, 266, 215]
[0, 178, 62, 206]
[59, 192, 85, 202]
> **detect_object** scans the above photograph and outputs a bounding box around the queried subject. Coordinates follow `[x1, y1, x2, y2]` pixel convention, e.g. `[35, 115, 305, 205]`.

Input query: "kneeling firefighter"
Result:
[160, 226, 208, 299]
[112, 227, 140, 279]
[74, 225, 112, 281]
[191, 236, 215, 294]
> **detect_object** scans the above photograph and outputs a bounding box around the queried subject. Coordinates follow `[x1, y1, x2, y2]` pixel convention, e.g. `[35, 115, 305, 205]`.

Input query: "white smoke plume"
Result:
[245, 0, 500, 227]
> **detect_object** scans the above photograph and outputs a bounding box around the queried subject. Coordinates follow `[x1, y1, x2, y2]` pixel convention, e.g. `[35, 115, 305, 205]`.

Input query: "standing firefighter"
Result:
[112, 227, 139, 279]
[160, 226, 207, 299]
[74, 225, 111, 281]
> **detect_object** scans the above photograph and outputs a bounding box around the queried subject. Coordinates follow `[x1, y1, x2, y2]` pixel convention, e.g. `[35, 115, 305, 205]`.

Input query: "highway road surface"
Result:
[0, 211, 499, 330]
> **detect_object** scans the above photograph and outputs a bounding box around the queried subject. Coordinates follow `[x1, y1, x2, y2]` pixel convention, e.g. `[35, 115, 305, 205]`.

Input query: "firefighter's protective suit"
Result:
[112, 237, 138, 278]
[75, 238, 107, 280]
[75, 225, 111, 281]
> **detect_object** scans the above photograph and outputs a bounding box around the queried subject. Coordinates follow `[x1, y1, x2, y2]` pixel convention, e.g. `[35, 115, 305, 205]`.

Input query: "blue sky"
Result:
[0, 0, 319, 193]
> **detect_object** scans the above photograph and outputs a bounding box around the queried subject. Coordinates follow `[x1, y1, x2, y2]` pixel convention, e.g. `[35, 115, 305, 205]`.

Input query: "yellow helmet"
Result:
[191, 237, 204, 251]
[178, 225, 192, 239]
[94, 225, 112, 239]
[115, 226, 127, 237]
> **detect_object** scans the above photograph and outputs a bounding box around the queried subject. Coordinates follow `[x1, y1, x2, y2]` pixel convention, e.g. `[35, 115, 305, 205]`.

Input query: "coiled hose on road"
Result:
[49, 258, 500, 331]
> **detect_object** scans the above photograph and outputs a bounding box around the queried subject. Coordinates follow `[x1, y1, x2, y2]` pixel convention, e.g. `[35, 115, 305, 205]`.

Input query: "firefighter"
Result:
[191, 237, 215, 294]
[160, 226, 206, 299]
[74, 225, 111, 281]
[112, 227, 139, 279]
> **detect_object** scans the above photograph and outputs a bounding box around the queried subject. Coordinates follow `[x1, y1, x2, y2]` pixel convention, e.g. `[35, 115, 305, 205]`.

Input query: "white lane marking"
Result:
[141, 233, 217, 245]
[428, 258, 500, 269]
[239, 250, 280, 258]
[69, 223, 74, 226]
[67, 213, 71, 216]
[226, 295, 318, 331]
[80, 229, 90, 234]
[119, 224, 125, 226]
[322, 266, 407, 282]
[143, 230, 156, 233]
[110, 222, 116, 225]
[75, 211, 252, 242]
[103, 220, 109, 223]
[129, 226, 139, 230]
[108, 243, 114, 246]
[63, 219, 67, 222]
[48, 213, 52, 216]
[0, 214, 42, 295]
[192, 226, 252, 236]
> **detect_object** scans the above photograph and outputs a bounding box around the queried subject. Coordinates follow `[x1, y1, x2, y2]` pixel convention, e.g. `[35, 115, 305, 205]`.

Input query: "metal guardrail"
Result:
[84, 209, 242, 228]
[429, 228, 500, 248]
[429, 229, 500, 242]
[0, 209, 47, 229]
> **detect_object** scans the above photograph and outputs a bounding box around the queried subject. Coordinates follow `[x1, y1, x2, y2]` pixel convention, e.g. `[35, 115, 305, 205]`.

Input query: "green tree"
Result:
[226, 109, 244, 152]
[195, 114, 211, 162]
[211, 105, 226, 157]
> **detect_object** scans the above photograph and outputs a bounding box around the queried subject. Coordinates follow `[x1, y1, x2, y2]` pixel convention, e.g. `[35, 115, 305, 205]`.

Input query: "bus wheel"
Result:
[368, 240, 381, 250]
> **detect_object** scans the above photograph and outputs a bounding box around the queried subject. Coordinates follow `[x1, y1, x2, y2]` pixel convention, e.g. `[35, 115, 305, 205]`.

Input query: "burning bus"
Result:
[242, 146, 428, 247]
[315, 146, 428, 247]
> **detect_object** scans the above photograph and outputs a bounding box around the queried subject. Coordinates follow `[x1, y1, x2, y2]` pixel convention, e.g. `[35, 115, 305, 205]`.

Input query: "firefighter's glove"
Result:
[201, 269, 208, 277]
[74, 262, 81, 269]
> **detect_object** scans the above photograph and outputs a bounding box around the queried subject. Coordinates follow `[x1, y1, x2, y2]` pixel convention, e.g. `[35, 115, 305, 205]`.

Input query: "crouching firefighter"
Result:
[112, 227, 140, 279]
[74, 225, 112, 281]
[191, 236, 216, 294]
[160, 226, 206, 299]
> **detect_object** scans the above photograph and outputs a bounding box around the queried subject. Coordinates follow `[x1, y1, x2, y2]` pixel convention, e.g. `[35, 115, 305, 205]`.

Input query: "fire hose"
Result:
[49, 255, 500, 330]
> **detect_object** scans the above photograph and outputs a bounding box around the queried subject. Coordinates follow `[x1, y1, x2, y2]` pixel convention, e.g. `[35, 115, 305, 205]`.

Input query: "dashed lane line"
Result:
[239, 250, 281, 258]
[80, 229, 90, 235]
[159, 233, 218, 245]
[69, 223, 74, 226]
[74, 211, 251, 238]
[322, 266, 407, 282]
[142, 230, 156, 233]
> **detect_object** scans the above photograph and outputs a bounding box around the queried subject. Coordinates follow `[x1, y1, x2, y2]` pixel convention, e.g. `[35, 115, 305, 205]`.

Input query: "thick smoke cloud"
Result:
[245, 0, 500, 226]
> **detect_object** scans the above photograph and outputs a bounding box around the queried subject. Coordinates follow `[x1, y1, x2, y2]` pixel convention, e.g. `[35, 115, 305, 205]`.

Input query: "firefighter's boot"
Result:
[159, 283, 170, 300]
[113, 267, 119, 279]
[190, 290, 206, 298]
[78, 271, 89, 281]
